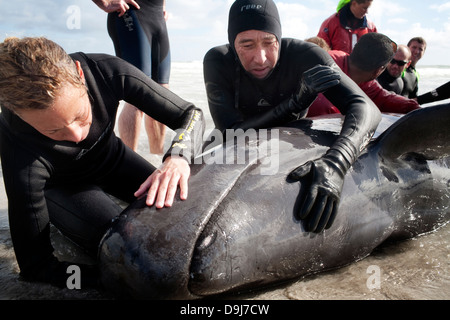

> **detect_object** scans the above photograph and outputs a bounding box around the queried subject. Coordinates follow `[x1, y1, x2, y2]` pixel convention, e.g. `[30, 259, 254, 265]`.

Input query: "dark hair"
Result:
[407, 37, 427, 49]
[350, 33, 397, 71]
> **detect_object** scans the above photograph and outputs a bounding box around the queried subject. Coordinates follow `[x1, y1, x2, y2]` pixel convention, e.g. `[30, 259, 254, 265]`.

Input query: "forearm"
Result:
[324, 76, 381, 168]
[3, 168, 55, 278]
[209, 65, 340, 134]
[417, 81, 450, 105]
[102, 54, 203, 134]
[92, 0, 108, 11]
[92, 0, 140, 15]
[328, 102, 379, 171]
[163, 106, 205, 163]
[117, 65, 206, 161]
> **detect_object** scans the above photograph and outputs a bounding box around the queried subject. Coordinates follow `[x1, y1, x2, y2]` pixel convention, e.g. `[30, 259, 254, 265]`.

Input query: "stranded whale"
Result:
[99, 103, 450, 299]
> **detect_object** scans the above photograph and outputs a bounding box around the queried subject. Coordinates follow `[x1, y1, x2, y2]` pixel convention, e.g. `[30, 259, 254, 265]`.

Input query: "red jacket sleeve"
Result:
[361, 80, 420, 114]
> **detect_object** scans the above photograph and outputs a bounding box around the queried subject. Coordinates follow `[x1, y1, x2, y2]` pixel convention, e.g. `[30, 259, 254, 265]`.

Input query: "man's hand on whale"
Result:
[134, 155, 190, 208]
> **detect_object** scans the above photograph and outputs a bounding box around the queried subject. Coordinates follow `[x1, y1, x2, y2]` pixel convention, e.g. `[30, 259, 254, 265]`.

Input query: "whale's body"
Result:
[99, 104, 450, 299]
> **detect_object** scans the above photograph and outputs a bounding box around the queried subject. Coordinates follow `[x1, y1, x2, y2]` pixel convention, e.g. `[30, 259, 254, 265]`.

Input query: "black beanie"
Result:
[228, 0, 282, 50]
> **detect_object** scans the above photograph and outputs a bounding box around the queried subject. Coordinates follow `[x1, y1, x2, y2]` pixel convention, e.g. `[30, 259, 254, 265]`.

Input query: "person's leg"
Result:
[45, 185, 123, 255]
[144, 46, 169, 154]
[144, 26, 171, 155]
[144, 83, 168, 155]
[100, 143, 156, 202]
[118, 102, 144, 151]
[109, 9, 159, 153]
[45, 143, 156, 255]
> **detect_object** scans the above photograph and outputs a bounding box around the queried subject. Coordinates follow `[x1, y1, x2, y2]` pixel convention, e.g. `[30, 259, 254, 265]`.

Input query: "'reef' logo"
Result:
[240, 4, 263, 12]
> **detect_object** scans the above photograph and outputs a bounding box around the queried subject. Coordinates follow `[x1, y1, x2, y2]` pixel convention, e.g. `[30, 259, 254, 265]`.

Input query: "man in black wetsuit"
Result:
[401, 37, 427, 99]
[203, 0, 381, 233]
[377, 44, 411, 94]
[0, 37, 204, 287]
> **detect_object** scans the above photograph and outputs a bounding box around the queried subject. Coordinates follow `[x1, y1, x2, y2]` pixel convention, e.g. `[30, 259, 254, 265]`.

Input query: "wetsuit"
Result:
[417, 80, 450, 105]
[0, 53, 204, 284]
[107, 0, 170, 84]
[318, 3, 377, 54]
[401, 65, 419, 99]
[307, 50, 420, 117]
[377, 69, 404, 95]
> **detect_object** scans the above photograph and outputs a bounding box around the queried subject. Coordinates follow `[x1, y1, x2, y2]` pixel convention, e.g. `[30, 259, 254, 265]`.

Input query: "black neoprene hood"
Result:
[228, 0, 282, 51]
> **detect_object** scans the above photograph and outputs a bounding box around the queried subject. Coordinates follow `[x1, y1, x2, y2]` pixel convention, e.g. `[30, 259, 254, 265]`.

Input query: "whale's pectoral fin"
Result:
[377, 103, 450, 162]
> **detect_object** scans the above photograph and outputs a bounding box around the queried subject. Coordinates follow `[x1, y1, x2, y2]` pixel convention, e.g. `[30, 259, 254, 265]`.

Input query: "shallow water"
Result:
[0, 63, 448, 300]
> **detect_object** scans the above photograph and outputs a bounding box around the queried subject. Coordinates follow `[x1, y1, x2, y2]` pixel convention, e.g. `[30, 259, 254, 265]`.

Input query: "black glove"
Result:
[290, 64, 341, 114]
[288, 138, 356, 233]
[233, 65, 341, 131]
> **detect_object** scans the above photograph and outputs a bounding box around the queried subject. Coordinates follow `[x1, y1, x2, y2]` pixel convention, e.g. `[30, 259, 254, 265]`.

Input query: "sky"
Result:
[1, 0, 450, 65]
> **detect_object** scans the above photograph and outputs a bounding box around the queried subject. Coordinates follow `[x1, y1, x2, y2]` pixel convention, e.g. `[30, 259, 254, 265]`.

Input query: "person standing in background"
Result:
[401, 37, 427, 99]
[93, 0, 171, 155]
[318, 0, 377, 54]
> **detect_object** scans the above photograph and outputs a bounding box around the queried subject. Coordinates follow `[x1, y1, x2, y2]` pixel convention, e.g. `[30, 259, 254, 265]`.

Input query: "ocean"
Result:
[0, 62, 448, 300]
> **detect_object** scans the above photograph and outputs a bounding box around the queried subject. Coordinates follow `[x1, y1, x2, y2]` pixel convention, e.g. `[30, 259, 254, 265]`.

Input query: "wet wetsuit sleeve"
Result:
[0, 127, 55, 279]
[417, 81, 450, 105]
[322, 67, 381, 164]
[90, 54, 205, 162]
[203, 47, 243, 133]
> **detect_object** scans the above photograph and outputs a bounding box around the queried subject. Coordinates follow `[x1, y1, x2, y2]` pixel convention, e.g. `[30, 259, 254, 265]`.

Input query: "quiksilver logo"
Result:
[241, 4, 263, 12]
[258, 99, 271, 107]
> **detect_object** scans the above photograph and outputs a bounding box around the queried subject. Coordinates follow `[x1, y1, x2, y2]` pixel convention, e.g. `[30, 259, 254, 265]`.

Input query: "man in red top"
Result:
[318, 0, 377, 54]
[308, 33, 420, 117]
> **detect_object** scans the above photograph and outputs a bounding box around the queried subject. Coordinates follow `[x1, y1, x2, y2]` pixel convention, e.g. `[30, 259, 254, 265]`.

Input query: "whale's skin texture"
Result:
[98, 104, 450, 299]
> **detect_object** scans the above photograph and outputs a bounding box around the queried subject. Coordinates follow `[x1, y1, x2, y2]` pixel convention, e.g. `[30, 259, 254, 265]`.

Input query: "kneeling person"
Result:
[0, 37, 204, 287]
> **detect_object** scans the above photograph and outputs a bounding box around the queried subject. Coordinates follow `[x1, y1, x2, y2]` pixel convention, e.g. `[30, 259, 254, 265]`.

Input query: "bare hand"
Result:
[134, 156, 190, 208]
[93, 0, 140, 17]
